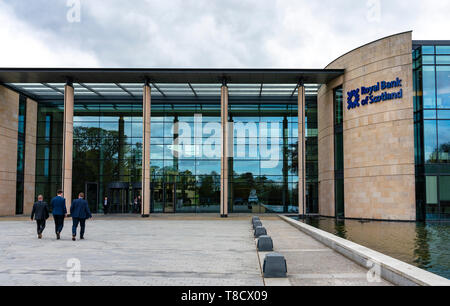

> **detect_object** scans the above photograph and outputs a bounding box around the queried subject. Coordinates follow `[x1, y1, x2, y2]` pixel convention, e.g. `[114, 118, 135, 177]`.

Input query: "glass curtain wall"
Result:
[150, 103, 221, 213]
[305, 96, 319, 214]
[414, 44, 450, 220]
[229, 102, 299, 214]
[72, 103, 143, 214]
[334, 87, 345, 219]
[15, 95, 27, 214]
[34, 91, 319, 214]
[35, 102, 64, 209]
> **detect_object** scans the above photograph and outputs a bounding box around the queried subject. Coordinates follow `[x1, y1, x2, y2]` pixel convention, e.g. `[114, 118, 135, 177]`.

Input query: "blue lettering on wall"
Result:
[347, 77, 403, 110]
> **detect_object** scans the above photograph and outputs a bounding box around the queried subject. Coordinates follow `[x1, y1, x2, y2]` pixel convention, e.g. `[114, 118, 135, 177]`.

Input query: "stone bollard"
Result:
[257, 235, 274, 252]
[253, 220, 263, 230]
[254, 226, 267, 238]
[263, 253, 287, 278]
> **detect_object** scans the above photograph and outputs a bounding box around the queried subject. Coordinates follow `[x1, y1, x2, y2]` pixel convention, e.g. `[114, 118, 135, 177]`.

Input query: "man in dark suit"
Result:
[102, 196, 110, 215]
[51, 190, 67, 240]
[71, 192, 93, 241]
[136, 195, 142, 214]
[31, 195, 49, 239]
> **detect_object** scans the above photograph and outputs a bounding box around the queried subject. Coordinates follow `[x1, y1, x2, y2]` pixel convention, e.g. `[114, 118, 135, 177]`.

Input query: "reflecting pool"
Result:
[291, 217, 450, 279]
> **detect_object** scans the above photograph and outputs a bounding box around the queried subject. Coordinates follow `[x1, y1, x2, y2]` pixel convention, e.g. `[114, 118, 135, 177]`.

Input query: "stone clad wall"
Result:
[0, 86, 38, 216]
[0, 85, 19, 216]
[318, 32, 416, 221]
[317, 76, 343, 217]
[24, 99, 37, 214]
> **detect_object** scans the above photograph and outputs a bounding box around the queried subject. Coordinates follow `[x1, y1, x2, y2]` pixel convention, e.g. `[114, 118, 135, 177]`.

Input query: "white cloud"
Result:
[0, 1, 100, 67]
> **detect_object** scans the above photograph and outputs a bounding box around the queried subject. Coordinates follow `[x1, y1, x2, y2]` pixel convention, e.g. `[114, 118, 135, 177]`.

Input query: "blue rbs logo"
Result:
[347, 89, 360, 110]
[347, 77, 403, 110]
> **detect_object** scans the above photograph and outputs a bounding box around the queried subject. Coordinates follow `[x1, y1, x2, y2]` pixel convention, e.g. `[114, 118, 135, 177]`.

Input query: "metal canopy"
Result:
[0, 68, 343, 84]
[0, 68, 340, 102]
[4, 82, 321, 101]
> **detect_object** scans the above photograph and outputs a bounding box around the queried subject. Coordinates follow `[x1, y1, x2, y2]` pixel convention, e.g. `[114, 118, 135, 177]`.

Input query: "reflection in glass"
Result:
[37, 98, 318, 215]
[424, 120, 438, 163]
[423, 66, 436, 108]
[437, 66, 450, 109]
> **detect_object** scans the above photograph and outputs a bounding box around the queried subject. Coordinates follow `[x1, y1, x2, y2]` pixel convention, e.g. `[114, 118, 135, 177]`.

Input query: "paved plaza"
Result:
[0, 215, 391, 286]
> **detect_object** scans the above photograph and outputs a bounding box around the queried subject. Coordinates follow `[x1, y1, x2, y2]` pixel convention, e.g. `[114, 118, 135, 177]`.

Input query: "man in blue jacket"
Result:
[70, 192, 92, 241]
[51, 190, 67, 240]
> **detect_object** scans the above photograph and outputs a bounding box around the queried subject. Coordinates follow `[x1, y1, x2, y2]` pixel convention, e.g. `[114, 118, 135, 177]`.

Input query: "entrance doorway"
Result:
[131, 182, 142, 214]
[108, 182, 130, 214]
[151, 182, 185, 213]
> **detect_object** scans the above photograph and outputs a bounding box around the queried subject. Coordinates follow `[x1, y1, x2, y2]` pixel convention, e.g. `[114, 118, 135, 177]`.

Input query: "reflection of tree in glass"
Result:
[198, 173, 220, 206]
[288, 141, 298, 175]
[178, 170, 195, 206]
[72, 126, 142, 197]
[232, 172, 283, 206]
[431, 142, 450, 162]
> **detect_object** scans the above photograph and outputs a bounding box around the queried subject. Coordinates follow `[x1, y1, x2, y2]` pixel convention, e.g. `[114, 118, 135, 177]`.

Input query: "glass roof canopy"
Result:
[4, 82, 321, 101]
[0, 68, 343, 102]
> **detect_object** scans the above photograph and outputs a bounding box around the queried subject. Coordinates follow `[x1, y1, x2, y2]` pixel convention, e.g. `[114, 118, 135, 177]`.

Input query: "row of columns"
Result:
[61, 81, 306, 217]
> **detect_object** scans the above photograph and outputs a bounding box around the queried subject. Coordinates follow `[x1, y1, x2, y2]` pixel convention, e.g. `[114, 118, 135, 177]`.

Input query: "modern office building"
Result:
[0, 31, 449, 221]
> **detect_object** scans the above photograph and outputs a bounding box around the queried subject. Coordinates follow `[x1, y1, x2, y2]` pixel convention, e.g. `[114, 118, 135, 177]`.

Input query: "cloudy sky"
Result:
[0, 0, 449, 68]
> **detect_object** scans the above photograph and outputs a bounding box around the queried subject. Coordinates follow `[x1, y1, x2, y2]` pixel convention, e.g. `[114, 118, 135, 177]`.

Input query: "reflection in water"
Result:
[294, 217, 450, 279]
[334, 219, 347, 239]
[414, 225, 431, 270]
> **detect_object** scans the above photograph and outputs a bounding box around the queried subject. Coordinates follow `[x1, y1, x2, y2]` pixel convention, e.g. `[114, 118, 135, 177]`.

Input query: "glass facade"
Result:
[151, 103, 220, 213]
[414, 44, 450, 220]
[35, 103, 64, 210]
[334, 86, 345, 219]
[229, 103, 298, 214]
[305, 97, 319, 214]
[15, 95, 26, 215]
[34, 91, 319, 214]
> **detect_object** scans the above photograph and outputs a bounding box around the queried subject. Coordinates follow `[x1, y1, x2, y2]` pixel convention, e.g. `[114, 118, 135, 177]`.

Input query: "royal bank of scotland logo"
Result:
[347, 89, 360, 110]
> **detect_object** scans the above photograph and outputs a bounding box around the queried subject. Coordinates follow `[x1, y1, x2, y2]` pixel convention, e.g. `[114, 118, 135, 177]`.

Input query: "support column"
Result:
[220, 83, 229, 218]
[282, 116, 289, 212]
[298, 84, 306, 217]
[142, 82, 151, 217]
[62, 83, 74, 213]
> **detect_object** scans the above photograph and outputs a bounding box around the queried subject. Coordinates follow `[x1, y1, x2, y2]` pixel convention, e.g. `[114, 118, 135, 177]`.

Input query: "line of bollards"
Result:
[252, 216, 287, 278]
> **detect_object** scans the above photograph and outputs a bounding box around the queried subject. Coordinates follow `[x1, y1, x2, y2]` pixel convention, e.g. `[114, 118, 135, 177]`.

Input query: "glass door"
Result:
[152, 182, 164, 213]
[110, 188, 129, 214]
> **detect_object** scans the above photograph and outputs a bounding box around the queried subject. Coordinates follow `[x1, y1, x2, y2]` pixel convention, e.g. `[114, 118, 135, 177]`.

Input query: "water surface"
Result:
[291, 217, 450, 279]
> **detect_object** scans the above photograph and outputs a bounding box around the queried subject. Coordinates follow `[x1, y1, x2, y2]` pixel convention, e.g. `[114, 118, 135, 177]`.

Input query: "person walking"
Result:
[51, 190, 67, 240]
[133, 197, 138, 214]
[31, 195, 49, 239]
[103, 196, 110, 215]
[136, 195, 142, 214]
[71, 193, 92, 241]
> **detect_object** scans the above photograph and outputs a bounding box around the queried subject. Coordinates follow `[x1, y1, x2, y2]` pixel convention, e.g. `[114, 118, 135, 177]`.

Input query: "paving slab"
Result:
[0, 219, 263, 286]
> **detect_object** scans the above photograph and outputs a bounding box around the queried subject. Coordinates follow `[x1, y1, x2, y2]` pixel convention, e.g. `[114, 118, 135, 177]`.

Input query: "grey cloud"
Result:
[2, 0, 450, 68]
